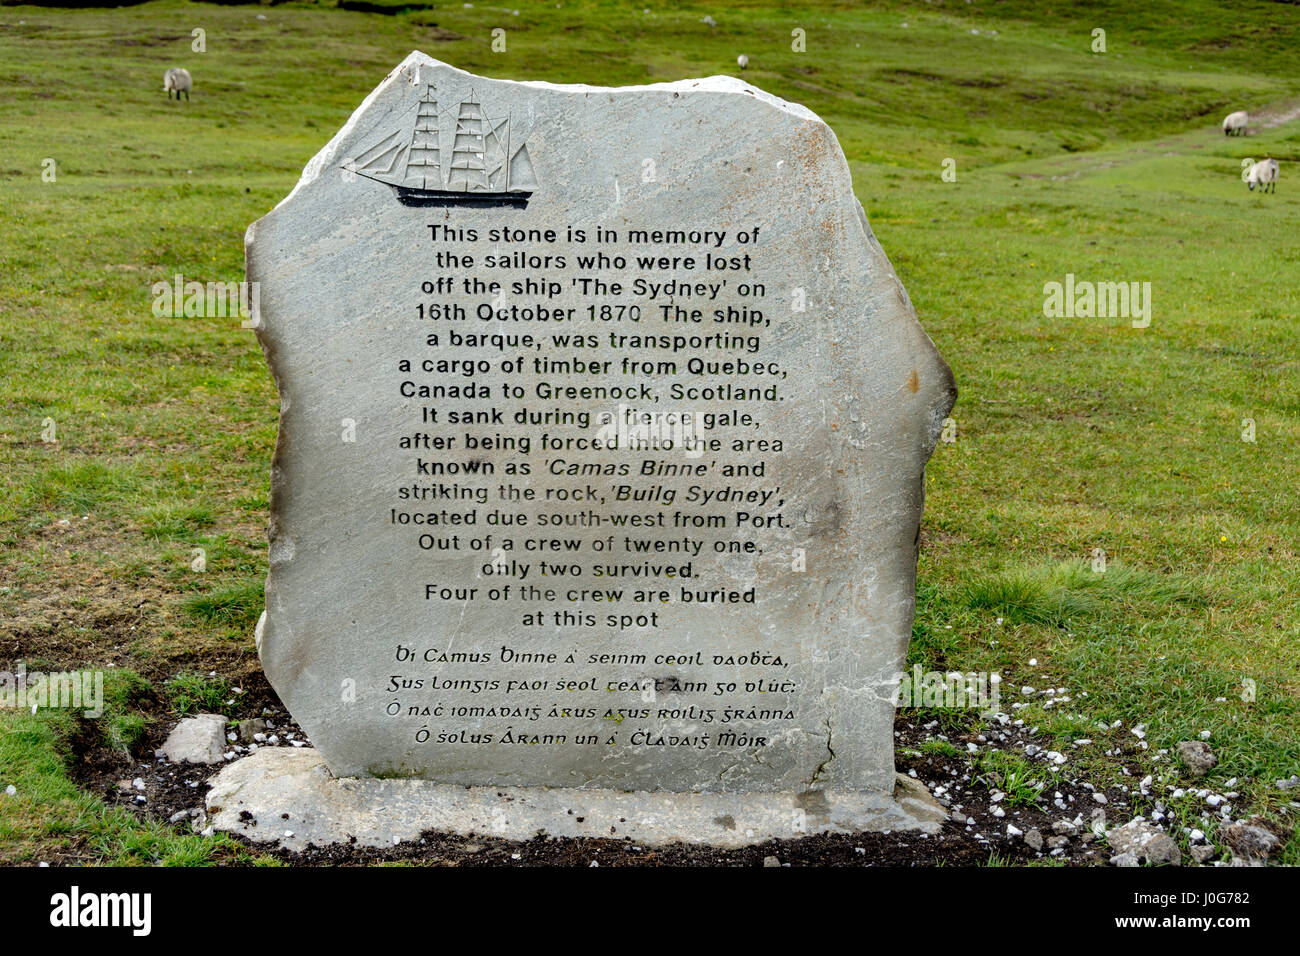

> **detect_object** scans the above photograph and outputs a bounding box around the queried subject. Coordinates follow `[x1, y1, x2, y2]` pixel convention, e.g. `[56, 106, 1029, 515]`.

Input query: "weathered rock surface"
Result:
[1176, 740, 1217, 777]
[1106, 818, 1181, 866]
[238, 718, 268, 744]
[206, 749, 947, 850]
[1189, 844, 1217, 864]
[160, 714, 228, 765]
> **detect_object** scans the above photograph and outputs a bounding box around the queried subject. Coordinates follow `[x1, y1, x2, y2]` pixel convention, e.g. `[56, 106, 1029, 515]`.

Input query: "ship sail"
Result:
[342, 85, 534, 206]
[509, 144, 537, 190]
[343, 128, 410, 188]
[483, 115, 510, 191]
[447, 96, 489, 191]
[404, 88, 440, 189]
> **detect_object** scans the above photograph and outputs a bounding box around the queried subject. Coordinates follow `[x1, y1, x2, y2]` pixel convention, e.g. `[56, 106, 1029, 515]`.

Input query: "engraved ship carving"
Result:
[342, 86, 536, 208]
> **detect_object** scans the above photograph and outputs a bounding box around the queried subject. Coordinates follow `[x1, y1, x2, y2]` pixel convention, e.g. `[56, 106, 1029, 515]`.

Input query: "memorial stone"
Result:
[218, 53, 956, 846]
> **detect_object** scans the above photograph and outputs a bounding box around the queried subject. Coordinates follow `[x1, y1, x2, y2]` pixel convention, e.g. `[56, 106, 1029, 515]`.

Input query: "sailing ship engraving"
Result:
[342, 86, 537, 208]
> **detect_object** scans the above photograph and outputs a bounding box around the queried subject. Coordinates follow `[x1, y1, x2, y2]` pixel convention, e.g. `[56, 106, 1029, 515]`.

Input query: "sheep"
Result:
[1223, 110, 1248, 136]
[164, 68, 192, 101]
[737, 54, 749, 70]
[1246, 157, 1278, 193]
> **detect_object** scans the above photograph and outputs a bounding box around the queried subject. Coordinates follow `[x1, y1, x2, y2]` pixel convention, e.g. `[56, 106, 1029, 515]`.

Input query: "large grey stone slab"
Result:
[207, 749, 945, 850]
[247, 53, 954, 799]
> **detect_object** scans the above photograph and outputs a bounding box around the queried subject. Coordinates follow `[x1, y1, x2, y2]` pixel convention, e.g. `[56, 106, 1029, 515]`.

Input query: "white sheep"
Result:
[164, 68, 192, 101]
[737, 54, 749, 70]
[1222, 110, 1248, 136]
[1246, 157, 1278, 193]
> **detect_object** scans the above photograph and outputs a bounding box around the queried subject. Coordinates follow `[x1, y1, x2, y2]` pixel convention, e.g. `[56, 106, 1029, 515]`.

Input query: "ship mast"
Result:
[504, 112, 511, 188]
[406, 87, 441, 189]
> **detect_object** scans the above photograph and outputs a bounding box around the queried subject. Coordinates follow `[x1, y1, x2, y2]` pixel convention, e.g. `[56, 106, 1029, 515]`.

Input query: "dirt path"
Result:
[1253, 98, 1300, 130]
[1004, 95, 1300, 182]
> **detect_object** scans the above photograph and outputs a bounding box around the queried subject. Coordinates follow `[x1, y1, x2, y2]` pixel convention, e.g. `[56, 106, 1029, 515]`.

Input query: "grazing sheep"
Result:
[1246, 157, 1278, 193]
[737, 53, 749, 70]
[164, 68, 192, 101]
[1223, 110, 1248, 136]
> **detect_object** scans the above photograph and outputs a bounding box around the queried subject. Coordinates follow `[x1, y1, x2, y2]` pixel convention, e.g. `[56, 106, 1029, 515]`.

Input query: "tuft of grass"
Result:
[101, 669, 152, 711]
[105, 713, 150, 753]
[96, 668, 155, 753]
[182, 579, 264, 630]
[165, 672, 231, 717]
[975, 751, 1048, 809]
[961, 560, 1208, 627]
[905, 705, 984, 736]
[1041, 711, 1107, 748]
[139, 501, 216, 540]
[918, 739, 963, 759]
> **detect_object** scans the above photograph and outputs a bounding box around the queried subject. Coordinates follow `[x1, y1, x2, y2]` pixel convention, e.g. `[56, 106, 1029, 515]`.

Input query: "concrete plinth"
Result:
[207, 749, 946, 851]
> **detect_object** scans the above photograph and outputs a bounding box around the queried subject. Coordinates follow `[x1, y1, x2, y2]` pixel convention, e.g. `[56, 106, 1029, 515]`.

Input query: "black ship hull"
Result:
[394, 186, 531, 209]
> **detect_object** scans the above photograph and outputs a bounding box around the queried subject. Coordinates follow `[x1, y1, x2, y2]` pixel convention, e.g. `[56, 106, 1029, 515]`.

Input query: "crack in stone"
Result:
[807, 713, 835, 787]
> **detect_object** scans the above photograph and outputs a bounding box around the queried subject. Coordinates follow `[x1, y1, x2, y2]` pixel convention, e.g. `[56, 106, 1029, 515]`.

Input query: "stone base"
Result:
[206, 749, 946, 851]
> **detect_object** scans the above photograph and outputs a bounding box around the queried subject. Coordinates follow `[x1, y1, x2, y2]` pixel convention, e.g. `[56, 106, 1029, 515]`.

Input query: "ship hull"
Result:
[394, 186, 531, 209]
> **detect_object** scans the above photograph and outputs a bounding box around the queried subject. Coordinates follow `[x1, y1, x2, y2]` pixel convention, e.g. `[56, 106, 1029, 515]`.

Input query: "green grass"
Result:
[975, 751, 1049, 809]
[139, 501, 217, 540]
[960, 560, 1210, 627]
[182, 578, 264, 630]
[165, 671, 231, 716]
[1, 0, 1298, 864]
[0, 675, 256, 864]
[918, 739, 963, 759]
[102, 669, 155, 752]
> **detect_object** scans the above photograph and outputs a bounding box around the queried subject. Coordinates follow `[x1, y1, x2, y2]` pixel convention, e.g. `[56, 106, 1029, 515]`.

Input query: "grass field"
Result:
[1, 0, 1297, 865]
